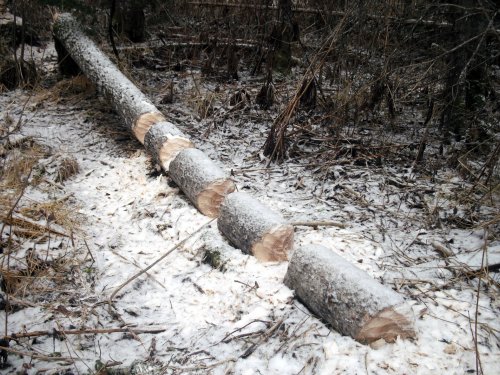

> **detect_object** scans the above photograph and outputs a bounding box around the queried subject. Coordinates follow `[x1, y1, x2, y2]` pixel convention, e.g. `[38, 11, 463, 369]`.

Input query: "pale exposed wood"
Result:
[284, 245, 415, 344]
[144, 121, 194, 170]
[431, 241, 454, 258]
[169, 148, 235, 217]
[217, 192, 293, 262]
[135, 112, 166, 144]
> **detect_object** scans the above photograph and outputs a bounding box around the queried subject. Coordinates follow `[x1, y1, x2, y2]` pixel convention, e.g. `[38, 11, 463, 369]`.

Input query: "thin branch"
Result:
[291, 221, 346, 229]
[6, 326, 167, 340]
[0, 345, 77, 363]
[108, 218, 215, 303]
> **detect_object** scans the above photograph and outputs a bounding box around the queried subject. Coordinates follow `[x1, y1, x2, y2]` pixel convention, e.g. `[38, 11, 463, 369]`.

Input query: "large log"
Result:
[217, 192, 293, 262]
[284, 245, 415, 344]
[52, 13, 190, 150]
[169, 148, 235, 218]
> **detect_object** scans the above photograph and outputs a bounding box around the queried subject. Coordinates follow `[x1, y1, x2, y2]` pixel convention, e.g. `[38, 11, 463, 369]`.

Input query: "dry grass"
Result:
[0, 136, 86, 309]
[55, 156, 80, 183]
[35, 75, 96, 105]
[0, 138, 50, 190]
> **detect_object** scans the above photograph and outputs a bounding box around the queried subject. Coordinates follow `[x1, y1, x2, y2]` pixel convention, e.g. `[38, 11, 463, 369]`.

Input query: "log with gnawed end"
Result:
[217, 192, 293, 262]
[144, 121, 194, 171]
[284, 245, 415, 344]
[169, 148, 235, 217]
[52, 13, 190, 150]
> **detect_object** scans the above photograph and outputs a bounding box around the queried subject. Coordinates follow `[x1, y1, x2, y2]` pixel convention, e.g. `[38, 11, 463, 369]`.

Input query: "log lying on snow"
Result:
[285, 245, 415, 343]
[218, 192, 294, 262]
[53, 13, 192, 164]
[169, 148, 235, 217]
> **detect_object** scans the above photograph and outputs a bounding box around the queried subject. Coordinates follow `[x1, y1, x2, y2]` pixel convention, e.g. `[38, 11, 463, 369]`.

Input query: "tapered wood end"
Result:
[356, 305, 416, 344]
[197, 179, 236, 218]
[251, 224, 294, 262]
[158, 138, 194, 170]
[134, 112, 166, 144]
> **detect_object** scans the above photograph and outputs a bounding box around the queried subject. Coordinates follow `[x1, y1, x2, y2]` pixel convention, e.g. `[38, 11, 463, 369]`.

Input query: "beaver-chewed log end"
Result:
[251, 224, 294, 262]
[134, 112, 166, 144]
[196, 179, 236, 218]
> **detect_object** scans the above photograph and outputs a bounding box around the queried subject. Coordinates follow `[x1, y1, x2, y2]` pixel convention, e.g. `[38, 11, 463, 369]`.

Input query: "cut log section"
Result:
[284, 245, 415, 344]
[169, 148, 235, 217]
[144, 121, 194, 171]
[52, 13, 189, 148]
[217, 192, 293, 262]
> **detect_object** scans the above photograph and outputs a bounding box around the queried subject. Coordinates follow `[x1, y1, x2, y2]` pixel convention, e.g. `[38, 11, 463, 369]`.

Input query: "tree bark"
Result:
[52, 13, 177, 145]
[284, 245, 415, 344]
[169, 148, 236, 218]
[217, 192, 293, 262]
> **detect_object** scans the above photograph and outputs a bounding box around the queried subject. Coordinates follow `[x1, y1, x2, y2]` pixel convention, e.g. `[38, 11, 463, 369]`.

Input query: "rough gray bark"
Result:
[144, 121, 194, 171]
[284, 245, 415, 344]
[217, 192, 293, 262]
[169, 148, 236, 218]
[52, 13, 173, 144]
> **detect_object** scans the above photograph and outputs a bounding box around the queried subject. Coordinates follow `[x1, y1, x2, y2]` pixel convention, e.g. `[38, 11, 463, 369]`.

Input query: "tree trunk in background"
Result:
[268, 0, 298, 73]
[117, 0, 145, 43]
[440, 0, 488, 144]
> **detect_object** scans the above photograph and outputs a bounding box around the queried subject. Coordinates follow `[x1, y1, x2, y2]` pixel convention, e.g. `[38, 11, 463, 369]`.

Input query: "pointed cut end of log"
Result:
[158, 137, 194, 170]
[134, 112, 166, 144]
[356, 304, 416, 344]
[197, 179, 236, 218]
[251, 224, 294, 262]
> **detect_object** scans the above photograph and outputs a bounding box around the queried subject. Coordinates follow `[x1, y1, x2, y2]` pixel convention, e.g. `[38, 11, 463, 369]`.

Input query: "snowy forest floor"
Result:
[0, 35, 499, 375]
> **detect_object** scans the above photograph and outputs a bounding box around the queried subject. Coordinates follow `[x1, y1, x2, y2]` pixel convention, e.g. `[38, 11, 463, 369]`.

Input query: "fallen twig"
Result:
[240, 318, 284, 359]
[291, 220, 346, 229]
[0, 345, 77, 363]
[109, 247, 167, 290]
[6, 326, 167, 340]
[1, 213, 70, 238]
[431, 241, 454, 258]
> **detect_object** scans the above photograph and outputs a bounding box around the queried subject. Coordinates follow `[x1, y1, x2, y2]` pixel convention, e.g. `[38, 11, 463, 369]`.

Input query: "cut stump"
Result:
[284, 245, 415, 344]
[217, 192, 293, 262]
[169, 148, 235, 217]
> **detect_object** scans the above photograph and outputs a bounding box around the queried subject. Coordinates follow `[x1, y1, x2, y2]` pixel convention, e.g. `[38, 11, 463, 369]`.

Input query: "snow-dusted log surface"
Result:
[169, 148, 235, 217]
[218, 192, 294, 261]
[144, 121, 194, 170]
[53, 13, 173, 144]
[285, 245, 415, 343]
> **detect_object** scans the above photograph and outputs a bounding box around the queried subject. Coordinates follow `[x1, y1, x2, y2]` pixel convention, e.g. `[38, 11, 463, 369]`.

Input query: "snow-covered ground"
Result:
[0, 41, 499, 375]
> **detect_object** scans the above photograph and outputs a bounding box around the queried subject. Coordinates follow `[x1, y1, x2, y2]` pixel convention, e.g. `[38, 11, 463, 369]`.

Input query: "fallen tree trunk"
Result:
[284, 245, 415, 344]
[217, 192, 293, 262]
[169, 148, 235, 217]
[52, 13, 191, 152]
